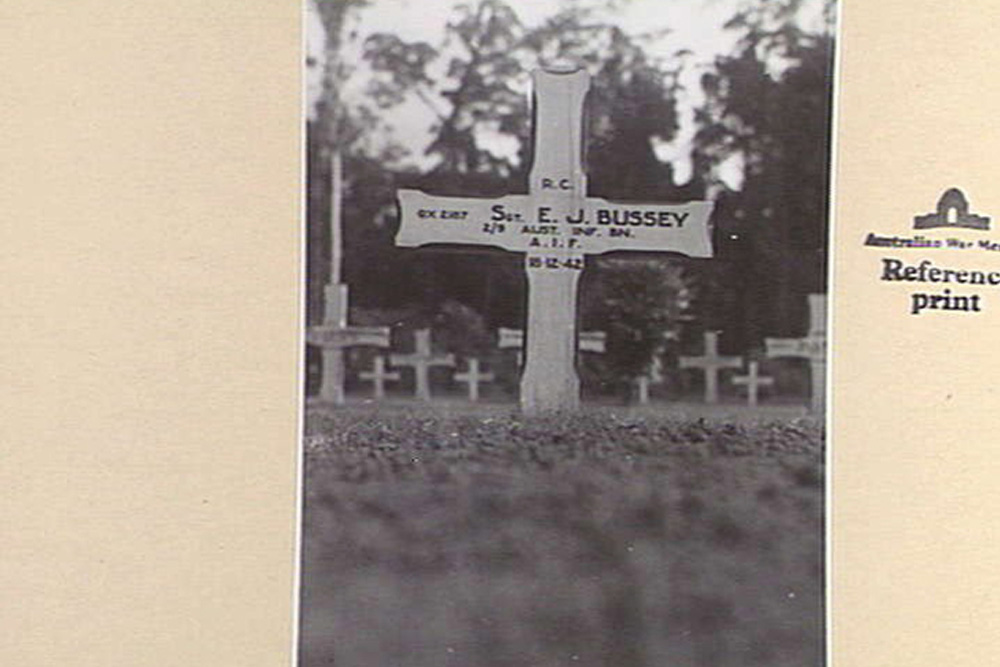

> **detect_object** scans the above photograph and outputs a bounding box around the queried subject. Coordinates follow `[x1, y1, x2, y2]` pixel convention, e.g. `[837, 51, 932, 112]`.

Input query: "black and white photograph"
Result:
[300, 1, 835, 665]
[15, 2, 1000, 666]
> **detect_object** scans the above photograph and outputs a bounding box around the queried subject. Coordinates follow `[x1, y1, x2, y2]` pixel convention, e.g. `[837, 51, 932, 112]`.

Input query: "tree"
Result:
[311, 0, 378, 152]
[693, 0, 835, 346]
[362, 0, 688, 189]
[316, 0, 837, 396]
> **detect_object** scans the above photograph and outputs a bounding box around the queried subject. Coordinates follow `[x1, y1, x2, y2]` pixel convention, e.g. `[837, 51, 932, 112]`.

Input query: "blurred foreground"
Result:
[299, 406, 824, 667]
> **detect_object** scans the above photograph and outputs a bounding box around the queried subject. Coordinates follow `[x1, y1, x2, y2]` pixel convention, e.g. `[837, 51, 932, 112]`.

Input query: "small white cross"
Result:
[453, 358, 495, 402]
[679, 331, 743, 404]
[358, 356, 400, 400]
[731, 360, 774, 407]
[389, 328, 455, 401]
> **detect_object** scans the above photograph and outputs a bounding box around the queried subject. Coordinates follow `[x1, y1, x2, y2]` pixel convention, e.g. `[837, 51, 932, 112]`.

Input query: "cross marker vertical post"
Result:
[519, 69, 590, 412]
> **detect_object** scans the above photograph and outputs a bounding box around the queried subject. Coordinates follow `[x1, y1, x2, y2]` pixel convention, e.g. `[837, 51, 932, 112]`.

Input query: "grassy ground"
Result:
[299, 406, 824, 667]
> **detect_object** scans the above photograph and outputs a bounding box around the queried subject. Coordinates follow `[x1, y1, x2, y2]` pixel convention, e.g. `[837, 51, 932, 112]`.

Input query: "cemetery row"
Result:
[312, 68, 827, 413]
[307, 293, 825, 410]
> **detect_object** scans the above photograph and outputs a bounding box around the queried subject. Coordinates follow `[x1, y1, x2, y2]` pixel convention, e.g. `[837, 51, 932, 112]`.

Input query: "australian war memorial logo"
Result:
[913, 188, 990, 231]
[865, 187, 1000, 316]
[864, 187, 998, 250]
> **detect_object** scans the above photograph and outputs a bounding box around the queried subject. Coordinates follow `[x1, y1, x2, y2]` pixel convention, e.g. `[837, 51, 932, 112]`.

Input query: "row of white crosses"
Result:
[311, 66, 824, 412]
[674, 294, 827, 411]
[352, 326, 607, 402]
[677, 331, 775, 407]
[321, 294, 825, 407]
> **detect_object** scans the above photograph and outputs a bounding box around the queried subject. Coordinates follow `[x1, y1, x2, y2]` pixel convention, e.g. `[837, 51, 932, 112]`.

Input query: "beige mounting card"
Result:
[2, 1, 1000, 665]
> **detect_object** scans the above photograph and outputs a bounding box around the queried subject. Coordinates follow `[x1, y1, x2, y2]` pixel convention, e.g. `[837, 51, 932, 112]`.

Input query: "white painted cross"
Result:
[454, 358, 494, 402]
[307, 151, 391, 404]
[394, 67, 714, 412]
[358, 356, 400, 400]
[766, 293, 827, 413]
[497, 327, 606, 366]
[389, 328, 456, 401]
[679, 331, 743, 404]
[731, 360, 774, 407]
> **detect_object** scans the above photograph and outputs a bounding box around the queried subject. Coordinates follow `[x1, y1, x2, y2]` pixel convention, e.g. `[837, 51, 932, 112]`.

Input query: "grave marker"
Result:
[358, 356, 400, 400]
[766, 293, 827, 412]
[307, 151, 391, 403]
[395, 67, 714, 412]
[454, 358, 494, 402]
[679, 331, 742, 404]
[732, 360, 774, 407]
[390, 328, 456, 401]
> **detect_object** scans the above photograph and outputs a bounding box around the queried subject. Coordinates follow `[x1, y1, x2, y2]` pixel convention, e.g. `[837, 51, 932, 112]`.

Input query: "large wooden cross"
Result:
[395, 67, 714, 412]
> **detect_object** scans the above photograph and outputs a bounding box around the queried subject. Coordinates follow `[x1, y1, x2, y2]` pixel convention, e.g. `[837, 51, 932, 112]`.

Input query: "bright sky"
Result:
[307, 0, 827, 186]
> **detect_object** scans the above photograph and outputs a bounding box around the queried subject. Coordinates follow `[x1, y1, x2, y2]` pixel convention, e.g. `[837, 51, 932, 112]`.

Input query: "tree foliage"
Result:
[311, 0, 370, 147]
[306, 0, 837, 397]
[694, 0, 835, 344]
